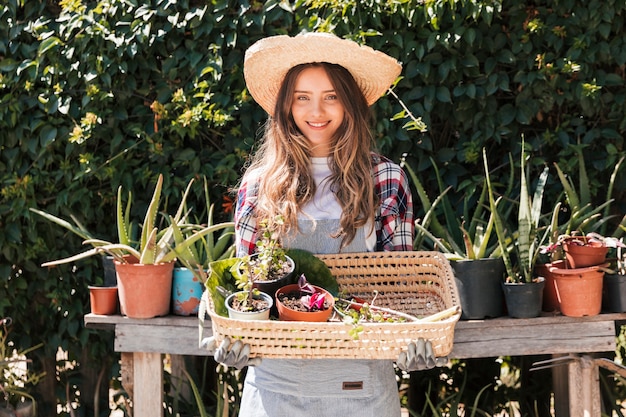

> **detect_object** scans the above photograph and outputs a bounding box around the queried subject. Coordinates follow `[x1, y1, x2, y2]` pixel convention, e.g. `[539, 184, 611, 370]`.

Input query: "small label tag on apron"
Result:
[342, 381, 363, 390]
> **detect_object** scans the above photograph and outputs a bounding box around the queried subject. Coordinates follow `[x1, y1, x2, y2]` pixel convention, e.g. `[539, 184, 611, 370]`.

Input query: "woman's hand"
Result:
[396, 338, 448, 371]
[203, 336, 262, 369]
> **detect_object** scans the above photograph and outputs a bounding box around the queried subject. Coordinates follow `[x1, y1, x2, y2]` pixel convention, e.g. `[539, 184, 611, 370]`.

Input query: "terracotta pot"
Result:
[563, 236, 608, 268]
[535, 261, 566, 313]
[225, 291, 272, 320]
[549, 262, 606, 317]
[275, 284, 334, 322]
[115, 258, 175, 319]
[172, 267, 204, 316]
[88, 286, 118, 315]
[501, 278, 545, 318]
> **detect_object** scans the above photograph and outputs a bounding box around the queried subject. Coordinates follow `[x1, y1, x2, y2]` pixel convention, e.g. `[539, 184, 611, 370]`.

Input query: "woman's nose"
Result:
[310, 97, 324, 115]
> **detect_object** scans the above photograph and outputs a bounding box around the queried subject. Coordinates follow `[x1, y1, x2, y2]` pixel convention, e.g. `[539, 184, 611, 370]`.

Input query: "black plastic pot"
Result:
[603, 273, 626, 313]
[451, 258, 505, 320]
[502, 278, 545, 319]
[102, 255, 117, 287]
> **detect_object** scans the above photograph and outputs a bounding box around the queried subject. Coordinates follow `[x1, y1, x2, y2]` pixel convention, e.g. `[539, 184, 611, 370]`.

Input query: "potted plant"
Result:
[541, 232, 622, 317]
[536, 153, 626, 311]
[224, 262, 273, 320]
[484, 142, 550, 318]
[205, 216, 296, 318]
[275, 274, 334, 322]
[237, 215, 296, 307]
[35, 174, 230, 318]
[171, 177, 235, 316]
[403, 159, 505, 319]
[88, 285, 118, 315]
[603, 236, 626, 312]
[546, 232, 623, 268]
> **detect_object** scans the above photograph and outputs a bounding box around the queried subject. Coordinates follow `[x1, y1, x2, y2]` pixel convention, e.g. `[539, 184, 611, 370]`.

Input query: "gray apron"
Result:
[239, 219, 401, 417]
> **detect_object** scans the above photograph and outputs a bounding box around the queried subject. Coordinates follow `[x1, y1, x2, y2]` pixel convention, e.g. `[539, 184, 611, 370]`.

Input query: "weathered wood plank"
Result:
[133, 352, 163, 417]
[451, 320, 615, 358]
[90, 313, 620, 359]
[84, 313, 626, 417]
[115, 324, 213, 356]
[568, 356, 600, 417]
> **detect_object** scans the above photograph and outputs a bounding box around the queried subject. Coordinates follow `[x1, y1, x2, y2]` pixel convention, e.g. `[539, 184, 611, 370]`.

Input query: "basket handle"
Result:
[417, 306, 461, 323]
[198, 290, 212, 350]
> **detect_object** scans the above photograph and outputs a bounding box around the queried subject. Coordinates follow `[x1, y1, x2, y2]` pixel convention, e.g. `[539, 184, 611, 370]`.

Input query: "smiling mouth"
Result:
[307, 121, 330, 128]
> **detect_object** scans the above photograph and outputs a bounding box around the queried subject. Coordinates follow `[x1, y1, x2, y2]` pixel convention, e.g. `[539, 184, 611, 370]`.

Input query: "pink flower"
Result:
[298, 274, 326, 311]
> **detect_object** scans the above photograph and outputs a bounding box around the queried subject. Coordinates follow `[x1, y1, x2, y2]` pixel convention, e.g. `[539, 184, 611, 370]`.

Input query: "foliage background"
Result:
[1, 0, 625, 414]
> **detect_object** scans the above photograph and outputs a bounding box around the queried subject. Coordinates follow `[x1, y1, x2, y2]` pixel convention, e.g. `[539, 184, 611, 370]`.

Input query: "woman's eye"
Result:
[326, 94, 338, 100]
[295, 95, 309, 101]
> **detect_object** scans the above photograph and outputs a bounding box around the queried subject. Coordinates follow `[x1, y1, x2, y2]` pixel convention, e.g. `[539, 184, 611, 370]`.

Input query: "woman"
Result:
[211, 32, 445, 417]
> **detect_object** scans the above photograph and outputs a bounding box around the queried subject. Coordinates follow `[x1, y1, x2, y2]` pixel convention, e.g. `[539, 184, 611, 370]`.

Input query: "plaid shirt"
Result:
[234, 153, 414, 256]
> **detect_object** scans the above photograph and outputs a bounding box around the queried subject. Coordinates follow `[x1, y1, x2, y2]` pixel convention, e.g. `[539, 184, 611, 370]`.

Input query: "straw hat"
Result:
[244, 32, 402, 115]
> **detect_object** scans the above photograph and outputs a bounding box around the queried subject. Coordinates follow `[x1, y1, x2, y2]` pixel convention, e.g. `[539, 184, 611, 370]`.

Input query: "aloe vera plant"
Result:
[34, 174, 233, 266]
[553, 152, 626, 238]
[402, 156, 505, 260]
[171, 176, 235, 279]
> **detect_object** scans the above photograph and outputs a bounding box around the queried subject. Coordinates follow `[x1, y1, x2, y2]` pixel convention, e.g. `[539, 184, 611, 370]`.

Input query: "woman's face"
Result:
[291, 66, 345, 157]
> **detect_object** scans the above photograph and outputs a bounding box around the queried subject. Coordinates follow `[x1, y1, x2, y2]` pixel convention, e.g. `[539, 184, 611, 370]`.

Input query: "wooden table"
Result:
[85, 312, 626, 417]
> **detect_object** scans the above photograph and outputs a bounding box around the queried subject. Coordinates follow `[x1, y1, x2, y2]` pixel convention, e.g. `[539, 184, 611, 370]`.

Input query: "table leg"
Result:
[551, 356, 570, 417]
[132, 352, 163, 417]
[567, 355, 600, 417]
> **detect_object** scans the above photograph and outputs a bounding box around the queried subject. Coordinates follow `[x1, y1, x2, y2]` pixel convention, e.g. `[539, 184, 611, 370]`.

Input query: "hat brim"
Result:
[244, 32, 402, 116]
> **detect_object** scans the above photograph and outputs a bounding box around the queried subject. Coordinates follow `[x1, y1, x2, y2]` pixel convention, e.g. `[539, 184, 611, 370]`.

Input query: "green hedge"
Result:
[1, 0, 625, 413]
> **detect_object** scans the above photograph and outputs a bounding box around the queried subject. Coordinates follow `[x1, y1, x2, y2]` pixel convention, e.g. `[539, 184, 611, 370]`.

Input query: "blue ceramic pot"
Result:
[172, 267, 204, 316]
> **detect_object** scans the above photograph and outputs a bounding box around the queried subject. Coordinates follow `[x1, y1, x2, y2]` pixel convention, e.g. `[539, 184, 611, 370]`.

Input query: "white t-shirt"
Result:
[300, 157, 375, 250]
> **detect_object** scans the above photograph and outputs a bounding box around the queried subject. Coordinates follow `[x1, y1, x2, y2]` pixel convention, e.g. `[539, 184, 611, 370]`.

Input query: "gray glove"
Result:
[397, 338, 448, 372]
[202, 336, 261, 370]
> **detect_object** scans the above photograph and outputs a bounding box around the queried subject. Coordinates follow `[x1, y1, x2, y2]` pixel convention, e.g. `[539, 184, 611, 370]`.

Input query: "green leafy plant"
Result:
[242, 215, 291, 282]
[0, 318, 44, 416]
[553, 152, 626, 239]
[484, 142, 551, 283]
[334, 291, 412, 340]
[34, 174, 229, 267]
[403, 157, 505, 260]
[232, 262, 264, 312]
[539, 153, 626, 263]
[414, 377, 492, 417]
[171, 176, 235, 281]
[228, 216, 294, 311]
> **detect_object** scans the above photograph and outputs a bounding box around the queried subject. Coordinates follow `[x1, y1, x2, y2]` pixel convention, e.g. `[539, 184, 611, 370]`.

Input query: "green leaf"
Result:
[436, 86, 451, 103]
[38, 36, 63, 55]
[286, 249, 339, 296]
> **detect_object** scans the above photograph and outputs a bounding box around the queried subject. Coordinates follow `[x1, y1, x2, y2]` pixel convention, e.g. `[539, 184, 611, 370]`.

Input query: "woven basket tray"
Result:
[208, 251, 461, 359]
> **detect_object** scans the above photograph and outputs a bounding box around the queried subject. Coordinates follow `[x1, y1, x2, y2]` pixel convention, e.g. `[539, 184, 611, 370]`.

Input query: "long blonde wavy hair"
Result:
[245, 62, 378, 249]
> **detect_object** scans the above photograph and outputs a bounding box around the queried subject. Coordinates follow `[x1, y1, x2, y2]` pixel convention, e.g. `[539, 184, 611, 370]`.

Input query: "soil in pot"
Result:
[240, 254, 296, 315]
[250, 256, 295, 295]
[225, 291, 272, 320]
[276, 284, 334, 322]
